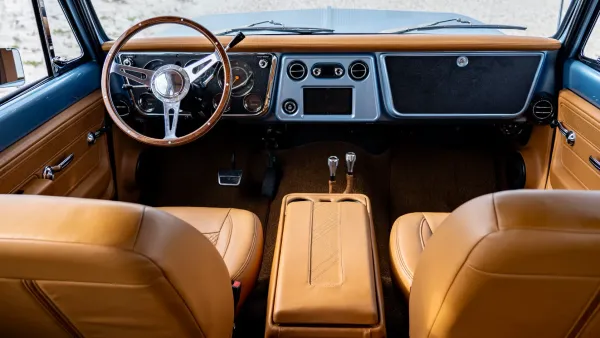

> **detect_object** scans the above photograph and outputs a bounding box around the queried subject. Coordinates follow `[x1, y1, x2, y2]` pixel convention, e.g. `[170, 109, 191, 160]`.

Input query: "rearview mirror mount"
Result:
[0, 48, 26, 89]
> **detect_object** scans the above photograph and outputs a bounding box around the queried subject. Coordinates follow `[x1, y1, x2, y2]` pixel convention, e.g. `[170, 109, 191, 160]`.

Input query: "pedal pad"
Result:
[218, 169, 243, 186]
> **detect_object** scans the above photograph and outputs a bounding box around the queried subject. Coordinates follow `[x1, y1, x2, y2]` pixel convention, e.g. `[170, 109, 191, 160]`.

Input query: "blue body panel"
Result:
[0, 63, 101, 151]
[564, 59, 600, 108]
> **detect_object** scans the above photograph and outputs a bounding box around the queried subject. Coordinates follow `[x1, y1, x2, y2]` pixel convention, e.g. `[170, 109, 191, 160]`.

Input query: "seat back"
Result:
[410, 190, 600, 338]
[0, 195, 233, 337]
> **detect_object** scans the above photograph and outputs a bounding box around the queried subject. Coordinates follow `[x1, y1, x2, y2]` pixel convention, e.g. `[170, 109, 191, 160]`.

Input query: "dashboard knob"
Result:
[282, 99, 298, 114]
[312, 67, 322, 77]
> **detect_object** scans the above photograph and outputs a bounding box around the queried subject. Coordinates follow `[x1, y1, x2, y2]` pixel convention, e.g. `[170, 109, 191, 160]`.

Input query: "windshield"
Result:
[91, 0, 575, 38]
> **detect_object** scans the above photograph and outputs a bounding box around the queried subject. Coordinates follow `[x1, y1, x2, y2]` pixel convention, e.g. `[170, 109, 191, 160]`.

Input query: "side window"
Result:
[583, 17, 600, 62]
[0, 1, 82, 102]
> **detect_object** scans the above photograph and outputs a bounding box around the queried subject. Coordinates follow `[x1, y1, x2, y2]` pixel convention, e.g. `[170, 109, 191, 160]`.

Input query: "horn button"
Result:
[151, 64, 191, 103]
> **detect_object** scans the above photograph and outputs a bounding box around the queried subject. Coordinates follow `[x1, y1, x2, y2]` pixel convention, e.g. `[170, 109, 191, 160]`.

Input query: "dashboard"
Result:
[109, 37, 555, 124]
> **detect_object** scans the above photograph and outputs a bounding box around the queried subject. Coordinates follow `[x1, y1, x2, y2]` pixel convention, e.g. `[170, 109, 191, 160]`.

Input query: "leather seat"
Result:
[389, 190, 600, 338]
[158, 207, 263, 310]
[0, 195, 262, 337]
[389, 212, 448, 296]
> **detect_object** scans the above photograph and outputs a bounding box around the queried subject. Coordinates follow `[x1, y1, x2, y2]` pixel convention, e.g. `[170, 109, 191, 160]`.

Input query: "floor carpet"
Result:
[138, 124, 509, 337]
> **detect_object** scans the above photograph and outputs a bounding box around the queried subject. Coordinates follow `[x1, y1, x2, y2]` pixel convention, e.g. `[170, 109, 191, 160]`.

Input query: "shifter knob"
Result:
[328, 156, 339, 181]
[345, 152, 356, 174]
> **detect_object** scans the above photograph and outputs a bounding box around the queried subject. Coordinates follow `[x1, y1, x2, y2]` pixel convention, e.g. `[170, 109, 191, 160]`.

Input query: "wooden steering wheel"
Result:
[101, 16, 234, 146]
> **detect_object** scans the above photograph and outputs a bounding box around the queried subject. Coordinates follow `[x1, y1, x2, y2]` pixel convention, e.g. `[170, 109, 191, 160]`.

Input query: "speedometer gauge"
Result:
[218, 60, 254, 97]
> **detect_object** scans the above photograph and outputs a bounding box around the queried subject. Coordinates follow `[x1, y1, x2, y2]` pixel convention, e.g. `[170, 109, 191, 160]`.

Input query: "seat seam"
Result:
[134, 209, 207, 338]
[231, 214, 260, 281]
[419, 215, 428, 249]
[220, 209, 233, 257]
[22, 279, 83, 337]
[394, 221, 414, 281]
[427, 196, 499, 338]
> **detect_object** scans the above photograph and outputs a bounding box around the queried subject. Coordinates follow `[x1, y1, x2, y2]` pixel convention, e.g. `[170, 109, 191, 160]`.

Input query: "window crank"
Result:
[87, 126, 109, 145]
[42, 154, 74, 181]
[551, 120, 575, 146]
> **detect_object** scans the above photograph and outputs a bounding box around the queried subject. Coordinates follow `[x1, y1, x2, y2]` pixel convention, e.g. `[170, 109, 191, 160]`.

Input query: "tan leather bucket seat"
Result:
[0, 195, 263, 337]
[390, 190, 600, 338]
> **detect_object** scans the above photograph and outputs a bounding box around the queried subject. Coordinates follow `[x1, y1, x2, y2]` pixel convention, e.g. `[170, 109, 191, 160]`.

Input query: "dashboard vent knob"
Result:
[349, 61, 369, 81]
[287, 61, 307, 81]
[531, 98, 554, 122]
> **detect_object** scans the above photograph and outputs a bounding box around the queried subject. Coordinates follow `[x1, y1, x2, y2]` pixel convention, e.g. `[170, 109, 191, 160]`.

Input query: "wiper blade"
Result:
[383, 19, 526, 34]
[216, 20, 334, 35]
[381, 18, 472, 33]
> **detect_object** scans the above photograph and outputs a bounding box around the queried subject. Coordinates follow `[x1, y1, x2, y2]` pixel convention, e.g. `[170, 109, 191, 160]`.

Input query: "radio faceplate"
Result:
[275, 55, 380, 122]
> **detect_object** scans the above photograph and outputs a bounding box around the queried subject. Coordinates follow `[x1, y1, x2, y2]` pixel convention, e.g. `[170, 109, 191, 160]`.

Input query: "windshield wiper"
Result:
[382, 18, 526, 34]
[216, 20, 334, 35]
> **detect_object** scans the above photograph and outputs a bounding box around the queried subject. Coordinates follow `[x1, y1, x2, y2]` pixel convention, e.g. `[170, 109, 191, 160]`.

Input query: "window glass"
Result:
[45, 1, 83, 61]
[0, 1, 83, 102]
[0, 1, 48, 100]
[583, 18, 600, 62]
[91, 0, 577, 38]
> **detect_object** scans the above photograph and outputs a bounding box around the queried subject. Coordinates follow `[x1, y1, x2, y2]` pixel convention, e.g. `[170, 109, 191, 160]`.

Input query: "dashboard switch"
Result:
[283, 99, 298, 114]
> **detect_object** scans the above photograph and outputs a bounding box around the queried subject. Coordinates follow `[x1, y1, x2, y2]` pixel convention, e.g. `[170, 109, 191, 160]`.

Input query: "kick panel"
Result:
[380, 52, 544, 117]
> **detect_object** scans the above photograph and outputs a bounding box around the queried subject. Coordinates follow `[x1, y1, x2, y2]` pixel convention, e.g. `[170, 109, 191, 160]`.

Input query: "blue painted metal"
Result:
[0, 62, 100, 151]
[564, 59, 600, 108]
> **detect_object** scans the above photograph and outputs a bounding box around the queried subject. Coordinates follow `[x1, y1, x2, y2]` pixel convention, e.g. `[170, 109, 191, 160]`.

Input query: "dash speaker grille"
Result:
[383, 54, 542, 115]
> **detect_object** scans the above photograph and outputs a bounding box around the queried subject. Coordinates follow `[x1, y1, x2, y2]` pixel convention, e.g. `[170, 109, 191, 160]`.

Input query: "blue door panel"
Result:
[0, 62, 101, 151]
[564, 59, 600, 108]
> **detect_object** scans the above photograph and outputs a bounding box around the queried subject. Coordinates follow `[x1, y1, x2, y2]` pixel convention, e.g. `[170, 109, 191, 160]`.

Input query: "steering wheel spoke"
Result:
[111, 62, 154, 86]
[163, 101, 181, 140]
[183, 52, 220, 83]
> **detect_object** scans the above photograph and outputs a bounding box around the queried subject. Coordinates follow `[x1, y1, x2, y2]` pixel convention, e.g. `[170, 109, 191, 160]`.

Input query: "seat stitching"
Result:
[221, 209, 233, 257]
[427, 196, 498, 338]
[231, 214, 259, 281]
[394, 220, 414, 281]
[419, 215, 428, 249]
[134, 208, 207, 338]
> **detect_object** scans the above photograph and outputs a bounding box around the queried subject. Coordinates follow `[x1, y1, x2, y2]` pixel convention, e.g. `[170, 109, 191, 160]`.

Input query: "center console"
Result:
[266, 193, 385, 337]
[275, 55, 380, 121]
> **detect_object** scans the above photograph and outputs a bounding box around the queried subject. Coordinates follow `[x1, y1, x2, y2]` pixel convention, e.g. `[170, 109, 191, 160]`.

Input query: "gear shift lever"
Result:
[344, 152, 356, 193]
[328, 156, 339, 194]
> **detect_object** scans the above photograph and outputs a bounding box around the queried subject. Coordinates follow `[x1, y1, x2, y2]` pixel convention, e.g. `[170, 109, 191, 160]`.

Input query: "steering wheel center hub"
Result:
[151, 64, 190, 102]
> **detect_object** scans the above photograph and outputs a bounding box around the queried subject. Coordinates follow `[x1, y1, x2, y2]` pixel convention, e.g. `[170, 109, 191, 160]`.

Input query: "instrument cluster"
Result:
[116, 52, 276, 118]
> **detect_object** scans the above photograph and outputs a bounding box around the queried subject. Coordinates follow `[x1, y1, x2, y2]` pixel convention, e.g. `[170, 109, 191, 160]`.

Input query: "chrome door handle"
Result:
[552, 120, 576, 146]
[590, 156, 600, 171]
[42, 154, 74, 180]
[87, 126, 109, 144]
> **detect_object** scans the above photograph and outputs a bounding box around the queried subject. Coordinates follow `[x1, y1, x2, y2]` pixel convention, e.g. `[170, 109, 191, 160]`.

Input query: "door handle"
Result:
[42, 154, 74, 180]
[552, 120, 575, 146]
[590, 156, 600, 171]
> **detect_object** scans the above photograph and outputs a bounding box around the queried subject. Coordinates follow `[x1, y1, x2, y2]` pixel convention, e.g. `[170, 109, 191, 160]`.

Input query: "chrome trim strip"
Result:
[116, 52, 276, 118]
[378, 52, 546, 118]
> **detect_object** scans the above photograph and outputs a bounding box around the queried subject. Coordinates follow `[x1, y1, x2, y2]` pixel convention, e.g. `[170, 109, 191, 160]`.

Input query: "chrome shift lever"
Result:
[328, 156, 339, 193]
[345, 152, 356, 175]
[344, 152, 356, 194]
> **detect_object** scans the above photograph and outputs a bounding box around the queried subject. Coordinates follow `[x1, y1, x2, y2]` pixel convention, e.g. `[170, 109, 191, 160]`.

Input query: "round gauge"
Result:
[218, 60, 254, 97]
[243, 94, 263, 113]
[212, 93, 231, 112]
[184, 59, 215, 84]
[143, 59, 165, 71]
[138, 92, 159, 113]
[114, 99, 131, 117]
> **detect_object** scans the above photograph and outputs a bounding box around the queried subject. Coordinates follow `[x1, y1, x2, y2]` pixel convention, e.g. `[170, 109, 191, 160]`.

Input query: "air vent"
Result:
[349, 61, 369, 81]
[531, 99, 554, 122]
[287, 61, 307, 81]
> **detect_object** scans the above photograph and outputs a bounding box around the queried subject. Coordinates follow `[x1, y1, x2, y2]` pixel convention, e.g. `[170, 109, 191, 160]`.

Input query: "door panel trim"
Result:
[0, 62, 100, 151]
[565, 60, 600, 109]
[0, 90, 114, 199]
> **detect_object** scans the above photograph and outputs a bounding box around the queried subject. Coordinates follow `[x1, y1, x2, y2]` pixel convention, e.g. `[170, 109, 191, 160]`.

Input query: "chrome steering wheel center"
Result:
[150, 64, 190, 103]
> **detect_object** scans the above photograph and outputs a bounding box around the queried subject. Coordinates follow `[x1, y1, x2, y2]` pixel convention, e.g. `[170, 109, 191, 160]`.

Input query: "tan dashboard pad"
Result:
[103, 34, 561, 52]
[266, 194, 385, 337]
